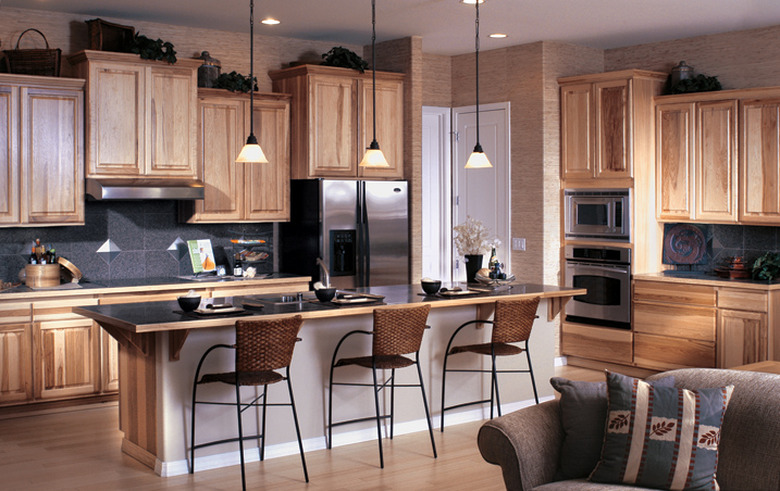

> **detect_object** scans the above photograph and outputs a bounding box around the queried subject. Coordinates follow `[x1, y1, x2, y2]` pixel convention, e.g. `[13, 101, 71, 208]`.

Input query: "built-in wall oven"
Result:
[564, 189, 630, 242]
[564, 245, 631, 329]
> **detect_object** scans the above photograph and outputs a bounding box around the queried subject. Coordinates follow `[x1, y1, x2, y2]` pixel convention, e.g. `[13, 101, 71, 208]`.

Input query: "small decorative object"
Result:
[128, 32, 176, 64]
[3, 28, 61, 77]
[663, 223, 707, 265]
[670, 60, 694, 87]
[665, 61, 721, 94]
[715, 256, 751, 280]
[314, 287, 337, 302]
[213, 71, 256, 93]
[752, 252, 780, 281]
[177, 291, 202, 312]
[453, 216, 497, 283]
[321, 46, 368, 72]
[197, 51, 221, 88]
[85, 18, 135, 52]
[420, 278, 442, 295]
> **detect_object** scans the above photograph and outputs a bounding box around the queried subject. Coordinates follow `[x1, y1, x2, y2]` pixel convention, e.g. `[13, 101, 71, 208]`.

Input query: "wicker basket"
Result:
[3, 29, 61, 77]
[86, 18, 135, 52]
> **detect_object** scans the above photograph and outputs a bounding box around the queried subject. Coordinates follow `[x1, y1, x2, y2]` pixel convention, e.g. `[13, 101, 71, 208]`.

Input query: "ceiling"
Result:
[10, 0, 780, 56]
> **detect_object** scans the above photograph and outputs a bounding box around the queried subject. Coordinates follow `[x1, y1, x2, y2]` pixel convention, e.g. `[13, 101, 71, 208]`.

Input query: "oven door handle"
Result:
[566, 262, 629, 275]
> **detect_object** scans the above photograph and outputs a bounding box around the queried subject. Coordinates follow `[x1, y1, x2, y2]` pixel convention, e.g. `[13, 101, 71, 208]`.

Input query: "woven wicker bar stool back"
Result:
[372, 303, 431, 356]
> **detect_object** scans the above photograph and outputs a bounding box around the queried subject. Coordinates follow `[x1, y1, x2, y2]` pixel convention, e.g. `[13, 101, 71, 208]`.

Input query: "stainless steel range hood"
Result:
[86, 178, 205, 200]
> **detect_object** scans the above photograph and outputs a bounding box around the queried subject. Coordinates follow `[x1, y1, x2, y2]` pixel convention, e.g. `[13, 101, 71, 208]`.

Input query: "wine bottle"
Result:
[488, 246, 498, 278]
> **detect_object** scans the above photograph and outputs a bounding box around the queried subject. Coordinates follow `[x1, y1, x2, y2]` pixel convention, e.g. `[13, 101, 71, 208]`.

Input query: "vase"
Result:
[464, 254, 483, 283]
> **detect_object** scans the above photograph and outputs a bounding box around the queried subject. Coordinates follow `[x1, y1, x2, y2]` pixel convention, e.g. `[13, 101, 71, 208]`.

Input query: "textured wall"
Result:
[605, 25, 780, 90]
[422, 53, 452, 107]
[0, 7, 361, 91]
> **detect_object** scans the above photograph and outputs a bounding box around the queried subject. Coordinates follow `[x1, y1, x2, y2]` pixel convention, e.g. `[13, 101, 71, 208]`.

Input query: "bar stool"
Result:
[440, 296, 540, 431]
[190, 315, 308, 489]
[327, 303, 436, 468]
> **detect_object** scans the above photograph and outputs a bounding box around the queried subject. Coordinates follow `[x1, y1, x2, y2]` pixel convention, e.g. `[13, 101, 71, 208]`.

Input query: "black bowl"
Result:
[314, 287, 337, 302]
[421, 280, 442, 295]
[177, 295, 201, 312]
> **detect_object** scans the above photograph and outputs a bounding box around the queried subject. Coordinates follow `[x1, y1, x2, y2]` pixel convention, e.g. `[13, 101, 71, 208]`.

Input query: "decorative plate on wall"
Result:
[663, 223, 708, 265]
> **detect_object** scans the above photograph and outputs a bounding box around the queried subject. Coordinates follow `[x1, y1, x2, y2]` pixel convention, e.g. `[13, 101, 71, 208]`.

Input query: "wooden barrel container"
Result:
[24, 264, 60, 288]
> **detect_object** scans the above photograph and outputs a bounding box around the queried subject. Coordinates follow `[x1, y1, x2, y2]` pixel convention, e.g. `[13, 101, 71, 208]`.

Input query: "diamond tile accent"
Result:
[97, 239, 121, 265]
[167, 237, 188, 261]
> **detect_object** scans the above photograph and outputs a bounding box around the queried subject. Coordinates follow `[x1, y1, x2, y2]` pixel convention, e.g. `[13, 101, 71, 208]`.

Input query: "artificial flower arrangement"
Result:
[452, 216, 497, 256]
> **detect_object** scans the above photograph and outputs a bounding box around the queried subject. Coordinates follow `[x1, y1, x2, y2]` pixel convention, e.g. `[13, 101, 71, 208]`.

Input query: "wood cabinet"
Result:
[717, 289, 769, 368]
[560, 70, 666, 182]
[0, 74, 84, 227]
[740, 98, 780, 223]
[270, 64, 405, 179]
[0, 323, 32, 404]
[561, 322, 633, 364]
[69, 50, 201, 180]
[632, 280, 717, 370]
[34, 318, 100, 400]
[656, 99, 737, 222]
[181, 89, 290, 223]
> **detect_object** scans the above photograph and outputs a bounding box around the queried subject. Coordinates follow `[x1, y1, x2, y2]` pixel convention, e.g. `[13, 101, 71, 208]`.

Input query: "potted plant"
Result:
[752, 252, 780, 281]
[453, 216, 496, 283]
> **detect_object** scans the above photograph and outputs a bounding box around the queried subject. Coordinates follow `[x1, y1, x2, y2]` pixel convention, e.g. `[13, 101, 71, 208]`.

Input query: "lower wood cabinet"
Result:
[0, 323, 33, 404]
[633, 332, 715, 371]
[101, 330, 119, 393]
[716, 288, 769, 368]
[561, 322, 633, 364]
[34, 319, 99, 400]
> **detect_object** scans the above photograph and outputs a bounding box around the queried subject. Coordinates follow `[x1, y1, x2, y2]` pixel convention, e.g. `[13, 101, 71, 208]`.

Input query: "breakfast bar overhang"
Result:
[74, 283, 585, 476]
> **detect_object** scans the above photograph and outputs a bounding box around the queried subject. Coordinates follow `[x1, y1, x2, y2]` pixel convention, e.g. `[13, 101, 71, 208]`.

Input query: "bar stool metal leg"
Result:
[260, 386, 268, 461]
[526, 342, 539, 404]
[372, 363, 385, 468]
[492, 352, 502, 417]
[235, 381, 247, 490]
[286, 368, 309, 483]
[390, 368, 396, 439]
[416, 354, 437, 458]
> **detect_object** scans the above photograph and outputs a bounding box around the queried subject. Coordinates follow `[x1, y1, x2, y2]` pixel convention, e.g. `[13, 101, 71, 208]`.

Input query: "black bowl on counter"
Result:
[421, 280, 442, 295]
[315, 287, 336, 302]
[177, 295, 201, 312]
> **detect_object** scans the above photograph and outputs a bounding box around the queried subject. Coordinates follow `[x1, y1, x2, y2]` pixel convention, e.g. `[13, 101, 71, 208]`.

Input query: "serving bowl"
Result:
[314, 287, 337, 302]
[177, 295, 201, 312]
[420, 279, 442, 295]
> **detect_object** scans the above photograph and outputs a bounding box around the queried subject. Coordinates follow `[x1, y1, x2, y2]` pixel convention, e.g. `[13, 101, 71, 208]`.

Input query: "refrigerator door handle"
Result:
[362, 184, 371, 287]
[356, 182, 366, 287]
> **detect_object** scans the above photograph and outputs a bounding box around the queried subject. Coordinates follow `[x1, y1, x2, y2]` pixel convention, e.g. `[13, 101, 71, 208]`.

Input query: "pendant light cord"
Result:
[249, 0, 255, 138]
[371, 0, 378, 144]
[475, 0, 480, 147]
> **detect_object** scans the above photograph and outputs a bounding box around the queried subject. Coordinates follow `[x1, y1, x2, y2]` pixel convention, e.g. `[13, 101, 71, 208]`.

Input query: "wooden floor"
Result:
[0, 365, 602, 490]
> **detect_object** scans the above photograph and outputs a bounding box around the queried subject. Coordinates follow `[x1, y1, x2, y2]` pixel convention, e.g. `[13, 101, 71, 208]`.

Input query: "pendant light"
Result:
[235, 0, 269, 163]
[359, 0, 390, 168]
[464, 0, 492, 169]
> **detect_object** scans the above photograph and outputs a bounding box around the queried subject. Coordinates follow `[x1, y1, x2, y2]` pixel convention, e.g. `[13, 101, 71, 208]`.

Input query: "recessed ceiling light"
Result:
[461, 0, 485, 4]
[261, 17, 280, 25]
[489, 33, 507, 38]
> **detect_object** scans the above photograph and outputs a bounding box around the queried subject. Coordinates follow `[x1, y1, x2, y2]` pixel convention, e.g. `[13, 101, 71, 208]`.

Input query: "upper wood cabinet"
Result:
[69, 50, 200, 180]
[269, 64, 405, 179]
[0, 74, 84, 227]
[741, 98, 780, 223]
[180, 89, 291, 223]
[560, 70, 666, 182]
[656, 99, 738, 222]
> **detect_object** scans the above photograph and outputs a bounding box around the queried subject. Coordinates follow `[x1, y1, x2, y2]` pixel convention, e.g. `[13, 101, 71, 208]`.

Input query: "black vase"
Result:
[464, 254, 483, 283]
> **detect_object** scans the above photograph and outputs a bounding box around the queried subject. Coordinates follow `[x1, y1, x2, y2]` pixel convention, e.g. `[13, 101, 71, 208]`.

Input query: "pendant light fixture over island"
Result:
[464, 0, 492, 169]
[235, 0, 269, 164]
[359, 0, 390, 168]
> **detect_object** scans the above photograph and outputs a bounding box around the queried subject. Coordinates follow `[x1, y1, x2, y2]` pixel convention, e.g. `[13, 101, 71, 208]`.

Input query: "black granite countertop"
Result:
[635, 271, 780, 289]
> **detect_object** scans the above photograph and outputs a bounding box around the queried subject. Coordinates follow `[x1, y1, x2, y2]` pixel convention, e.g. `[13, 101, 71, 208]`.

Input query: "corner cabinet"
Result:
[269, 64, 404, 179]
[0, 74, 84, 227]
[741, 98, 780, 223]
[68, 50, 200, 179]
[559, 70, 666, 182]
[180, 89, 291, 223]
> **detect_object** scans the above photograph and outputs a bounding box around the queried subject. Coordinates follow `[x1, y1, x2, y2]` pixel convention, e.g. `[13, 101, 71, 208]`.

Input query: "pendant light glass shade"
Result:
[235, 0, 269, 164]
[359, 0, 390, 168]
[466, 0, 492, 169]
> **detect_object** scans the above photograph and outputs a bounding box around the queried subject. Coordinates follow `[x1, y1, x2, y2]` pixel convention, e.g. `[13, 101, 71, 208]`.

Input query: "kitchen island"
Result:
[75, 283, 584, 476]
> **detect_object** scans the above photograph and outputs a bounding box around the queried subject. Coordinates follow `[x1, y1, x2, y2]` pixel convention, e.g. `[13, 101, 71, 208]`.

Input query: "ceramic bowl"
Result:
[421, 279, 442, 295]
[177, 295, 201, 312]
[314, 287, 337, 302]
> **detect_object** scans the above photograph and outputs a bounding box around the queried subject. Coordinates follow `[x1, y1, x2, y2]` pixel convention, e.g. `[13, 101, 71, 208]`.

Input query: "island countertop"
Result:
[74, 283, 586, 334]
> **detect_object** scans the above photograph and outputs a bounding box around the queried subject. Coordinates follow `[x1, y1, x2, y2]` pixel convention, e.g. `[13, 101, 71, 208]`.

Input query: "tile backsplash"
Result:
[665, 223, 779, 272]
[0, 201, 273, 284]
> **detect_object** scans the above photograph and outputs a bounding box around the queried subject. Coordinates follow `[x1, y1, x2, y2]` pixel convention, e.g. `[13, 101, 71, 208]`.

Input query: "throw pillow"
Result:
[550, 375, 675, 479]
[589, 371, 733, 491]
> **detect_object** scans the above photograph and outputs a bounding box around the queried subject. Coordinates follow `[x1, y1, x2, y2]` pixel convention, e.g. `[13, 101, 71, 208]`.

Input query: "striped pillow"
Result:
[589, 371, 733, 491]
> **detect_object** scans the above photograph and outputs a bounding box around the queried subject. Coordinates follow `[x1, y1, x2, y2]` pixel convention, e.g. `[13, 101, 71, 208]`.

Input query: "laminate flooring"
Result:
[0, 365, 602, 490]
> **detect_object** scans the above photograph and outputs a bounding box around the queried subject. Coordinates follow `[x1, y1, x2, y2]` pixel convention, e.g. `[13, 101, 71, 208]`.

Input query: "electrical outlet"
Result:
[512, 238, 526, 251]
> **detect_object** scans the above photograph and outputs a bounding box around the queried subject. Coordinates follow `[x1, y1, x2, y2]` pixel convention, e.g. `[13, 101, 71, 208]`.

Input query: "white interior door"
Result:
[422, 106, 452, 282]
[452, 102, 511, 282]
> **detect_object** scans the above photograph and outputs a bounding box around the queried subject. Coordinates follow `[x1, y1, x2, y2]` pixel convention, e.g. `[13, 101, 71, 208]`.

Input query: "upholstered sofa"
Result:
[477, 368, 780, 490]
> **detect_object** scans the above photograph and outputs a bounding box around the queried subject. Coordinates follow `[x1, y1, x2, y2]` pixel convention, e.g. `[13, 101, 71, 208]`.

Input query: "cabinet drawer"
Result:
[633, 280, 715, 306]
[717, 288, 767, 312]
[634, 332, 715, 370]
[633, 302, 716, 341]
[561, 323, 633, 364]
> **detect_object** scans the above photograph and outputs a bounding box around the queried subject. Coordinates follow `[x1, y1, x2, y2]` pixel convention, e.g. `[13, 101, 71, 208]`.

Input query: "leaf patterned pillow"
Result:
[589, 371, 733, 491]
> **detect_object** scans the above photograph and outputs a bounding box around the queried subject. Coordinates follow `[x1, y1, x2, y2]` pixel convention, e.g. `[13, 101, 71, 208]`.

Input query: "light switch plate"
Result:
[512, 238, 526, 251]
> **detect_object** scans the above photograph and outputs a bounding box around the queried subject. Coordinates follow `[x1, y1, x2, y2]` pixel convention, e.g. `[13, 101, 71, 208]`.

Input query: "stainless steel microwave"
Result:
[564, 189, 630, 241]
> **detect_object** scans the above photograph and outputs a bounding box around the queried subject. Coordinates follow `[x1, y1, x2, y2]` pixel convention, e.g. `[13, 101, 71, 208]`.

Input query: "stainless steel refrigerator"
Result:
[279, 179, 409, 289]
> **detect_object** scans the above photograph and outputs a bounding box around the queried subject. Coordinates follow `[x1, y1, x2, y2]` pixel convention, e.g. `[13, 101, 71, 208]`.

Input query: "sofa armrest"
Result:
[477, 400, 564, 491]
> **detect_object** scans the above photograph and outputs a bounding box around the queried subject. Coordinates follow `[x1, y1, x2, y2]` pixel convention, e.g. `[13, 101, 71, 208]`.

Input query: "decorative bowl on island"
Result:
[420, 278, 442, 295]
[177, 294, 201, 312]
